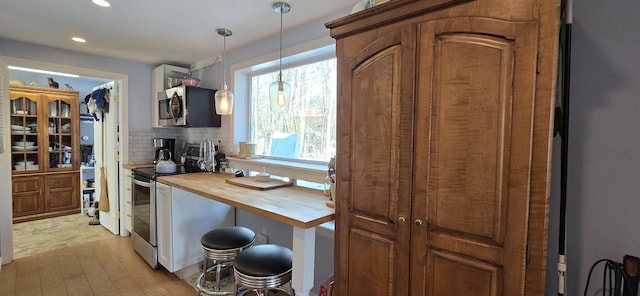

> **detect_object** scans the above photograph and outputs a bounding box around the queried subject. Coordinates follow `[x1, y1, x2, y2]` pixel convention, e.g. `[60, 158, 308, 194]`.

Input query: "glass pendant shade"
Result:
[214, 84, 234, 115]
[214, 28, 234, 115]
[270, 2, 291, 113]
[269, 79, 291, 112]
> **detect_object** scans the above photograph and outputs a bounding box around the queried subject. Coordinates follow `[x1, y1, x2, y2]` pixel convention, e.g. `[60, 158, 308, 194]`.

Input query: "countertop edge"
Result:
[157, 173, 335, 229]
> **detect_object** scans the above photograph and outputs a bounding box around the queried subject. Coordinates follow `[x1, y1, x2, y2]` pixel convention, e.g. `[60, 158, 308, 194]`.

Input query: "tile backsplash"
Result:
[127, 127, 230, 164]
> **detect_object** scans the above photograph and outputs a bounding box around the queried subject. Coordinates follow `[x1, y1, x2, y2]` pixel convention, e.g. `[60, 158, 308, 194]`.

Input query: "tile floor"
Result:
[12, 213, 115, 259]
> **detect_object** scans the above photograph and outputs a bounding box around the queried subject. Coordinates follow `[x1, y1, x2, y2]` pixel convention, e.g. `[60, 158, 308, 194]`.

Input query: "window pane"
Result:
[250, 58, 337, 161]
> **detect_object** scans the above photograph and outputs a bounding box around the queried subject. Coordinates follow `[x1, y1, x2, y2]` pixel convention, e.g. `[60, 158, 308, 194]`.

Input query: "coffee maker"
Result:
[153, 138, 175, 164]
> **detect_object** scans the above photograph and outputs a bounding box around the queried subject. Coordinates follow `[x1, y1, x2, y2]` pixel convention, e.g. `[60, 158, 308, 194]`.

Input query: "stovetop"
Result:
[132, 166, 188, 180]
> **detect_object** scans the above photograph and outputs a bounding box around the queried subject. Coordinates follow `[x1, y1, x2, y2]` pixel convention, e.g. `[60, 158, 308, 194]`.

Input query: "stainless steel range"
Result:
[130, 166, 186, 268]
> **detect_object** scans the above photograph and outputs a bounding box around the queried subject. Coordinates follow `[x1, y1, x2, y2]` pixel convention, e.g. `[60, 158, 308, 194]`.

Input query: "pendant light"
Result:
[214, 28, 234, 115]
[269, 2, 291, 112]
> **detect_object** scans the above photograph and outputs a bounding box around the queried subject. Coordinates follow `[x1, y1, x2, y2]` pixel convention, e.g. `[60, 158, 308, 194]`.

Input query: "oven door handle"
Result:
[132, 178, 152, 188]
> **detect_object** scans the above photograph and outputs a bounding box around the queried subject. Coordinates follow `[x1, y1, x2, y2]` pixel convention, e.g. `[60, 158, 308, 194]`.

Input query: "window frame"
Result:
[228, 39, 336, 185]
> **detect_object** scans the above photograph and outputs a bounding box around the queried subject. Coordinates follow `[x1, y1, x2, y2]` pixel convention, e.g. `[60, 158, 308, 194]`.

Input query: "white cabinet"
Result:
[156, 182, 234, 278]
[151, 64, 189, 127]
[80, 166, 95, 214]
[123, 168, 132, 232]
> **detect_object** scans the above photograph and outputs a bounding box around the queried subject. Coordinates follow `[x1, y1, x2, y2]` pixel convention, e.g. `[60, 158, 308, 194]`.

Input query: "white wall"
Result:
[544, 0, 640, 294]
[0, 38, 154, 128]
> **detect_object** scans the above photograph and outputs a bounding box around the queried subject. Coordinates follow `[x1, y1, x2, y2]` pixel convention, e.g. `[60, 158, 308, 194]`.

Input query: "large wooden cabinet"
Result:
[326, 0, 559, 295]
[10, 85, 81, 223]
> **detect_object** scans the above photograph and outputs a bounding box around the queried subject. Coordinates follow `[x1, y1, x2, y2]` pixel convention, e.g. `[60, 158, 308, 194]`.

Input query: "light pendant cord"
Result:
[278, 4, 283, 82]
[223, 33, 227, 87]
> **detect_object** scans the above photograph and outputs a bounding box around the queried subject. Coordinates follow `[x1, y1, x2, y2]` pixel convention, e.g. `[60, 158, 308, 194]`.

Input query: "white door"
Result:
[93, 81, 120, 234]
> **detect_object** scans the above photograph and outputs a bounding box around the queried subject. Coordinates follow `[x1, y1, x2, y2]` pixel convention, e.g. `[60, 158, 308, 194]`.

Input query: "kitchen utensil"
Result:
[198, 139, 216, 173]
[225, 177, 293, 190]
[182, 76, 200, 87]
[156, 149, 177, 173]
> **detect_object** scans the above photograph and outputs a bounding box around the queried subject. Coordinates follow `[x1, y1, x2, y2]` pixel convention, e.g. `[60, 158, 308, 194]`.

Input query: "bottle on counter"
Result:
[88, 153, 96, 167]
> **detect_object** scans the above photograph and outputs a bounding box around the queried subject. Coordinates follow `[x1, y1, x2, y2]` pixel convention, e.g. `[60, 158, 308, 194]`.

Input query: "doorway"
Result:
[0, 56, 130, 264]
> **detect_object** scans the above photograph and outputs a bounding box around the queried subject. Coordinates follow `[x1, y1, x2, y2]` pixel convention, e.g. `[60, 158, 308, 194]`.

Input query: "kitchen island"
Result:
[157, 172, 334, 296]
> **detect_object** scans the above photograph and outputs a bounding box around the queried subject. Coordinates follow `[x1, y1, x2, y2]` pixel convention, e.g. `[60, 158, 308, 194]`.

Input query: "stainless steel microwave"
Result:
[157, 85, 221, 127]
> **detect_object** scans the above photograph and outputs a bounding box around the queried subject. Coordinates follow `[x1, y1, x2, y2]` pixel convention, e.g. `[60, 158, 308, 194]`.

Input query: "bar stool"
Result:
[232, 244, 293, 296]
[197, 226, 256, 295]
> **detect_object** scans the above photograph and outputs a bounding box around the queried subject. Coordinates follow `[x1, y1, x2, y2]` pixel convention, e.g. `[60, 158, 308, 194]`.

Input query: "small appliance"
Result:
[182, 142, 225, 173]
[153, 138, 175, 164]
[157, 85, 222, 127]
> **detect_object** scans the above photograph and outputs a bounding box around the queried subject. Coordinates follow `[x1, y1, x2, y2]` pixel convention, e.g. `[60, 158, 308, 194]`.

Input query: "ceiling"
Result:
[0, 0, 357, 66]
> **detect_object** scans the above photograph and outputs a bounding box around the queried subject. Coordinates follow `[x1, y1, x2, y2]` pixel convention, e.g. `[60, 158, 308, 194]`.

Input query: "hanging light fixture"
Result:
[269, 2, 291, 112]
[214, 28, 234, 115]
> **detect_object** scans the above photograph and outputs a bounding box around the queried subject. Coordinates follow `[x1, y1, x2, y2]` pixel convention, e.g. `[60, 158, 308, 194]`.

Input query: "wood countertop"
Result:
[122, 163, 155, 169]
[156, 173, 335, 229]
[123, 163, 184, 169]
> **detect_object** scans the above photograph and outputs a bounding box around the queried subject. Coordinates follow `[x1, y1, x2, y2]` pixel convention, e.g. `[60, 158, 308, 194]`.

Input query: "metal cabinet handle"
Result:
[415, 219, 424, 226]
[398, 216, 406, 223]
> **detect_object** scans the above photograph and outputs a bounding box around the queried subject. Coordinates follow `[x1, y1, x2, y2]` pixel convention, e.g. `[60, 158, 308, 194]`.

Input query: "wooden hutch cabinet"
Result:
[10, 85, 80, 223]
[326, 0, 559, 295]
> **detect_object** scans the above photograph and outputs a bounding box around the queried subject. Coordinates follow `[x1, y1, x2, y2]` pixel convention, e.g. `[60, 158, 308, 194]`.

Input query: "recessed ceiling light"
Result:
[91, 0, 110, 7]
[72, 37, 86, 43]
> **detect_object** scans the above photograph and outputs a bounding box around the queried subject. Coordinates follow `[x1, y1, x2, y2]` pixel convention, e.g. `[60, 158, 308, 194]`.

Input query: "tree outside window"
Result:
[250, 58, 337, 161]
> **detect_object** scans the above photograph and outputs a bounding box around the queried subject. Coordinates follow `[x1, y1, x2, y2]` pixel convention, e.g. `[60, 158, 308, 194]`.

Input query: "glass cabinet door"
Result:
[45, 97, 77, 170]
[10, 94, 41, 173]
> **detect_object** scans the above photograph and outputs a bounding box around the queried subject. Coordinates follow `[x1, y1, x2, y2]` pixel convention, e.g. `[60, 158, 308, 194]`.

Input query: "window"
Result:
[248, 56, 337, 162]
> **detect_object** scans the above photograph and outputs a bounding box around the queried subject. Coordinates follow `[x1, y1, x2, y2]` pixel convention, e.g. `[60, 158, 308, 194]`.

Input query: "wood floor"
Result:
[0, 236, 196, 296]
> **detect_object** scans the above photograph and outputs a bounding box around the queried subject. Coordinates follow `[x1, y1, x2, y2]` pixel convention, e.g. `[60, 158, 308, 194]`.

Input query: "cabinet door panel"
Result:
[12, 176, 45, 217]
[336, 24, 416, 296]
[347, 228, 398, 296]
[413, 18, 538, 296]
[45, 173, 79, 212]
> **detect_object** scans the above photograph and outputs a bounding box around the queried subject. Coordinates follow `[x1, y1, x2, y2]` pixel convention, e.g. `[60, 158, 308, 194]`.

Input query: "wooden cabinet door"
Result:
[45, 173, 79, 212]
[9, 89, 43, 173]
[412, 18, 539, 296]
[334, 24, 416, 296]
[43, 93, 80, 172]
[12, 176, 45, 217]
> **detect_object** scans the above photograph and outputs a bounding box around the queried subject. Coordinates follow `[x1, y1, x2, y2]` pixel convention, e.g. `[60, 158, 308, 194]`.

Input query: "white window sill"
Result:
[226, 157, 327, 184]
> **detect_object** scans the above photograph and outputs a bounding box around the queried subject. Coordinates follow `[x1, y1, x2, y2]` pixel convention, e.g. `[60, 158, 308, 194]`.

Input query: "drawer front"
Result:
[48, 174, 75, 189]
[12, 176, 42, 193]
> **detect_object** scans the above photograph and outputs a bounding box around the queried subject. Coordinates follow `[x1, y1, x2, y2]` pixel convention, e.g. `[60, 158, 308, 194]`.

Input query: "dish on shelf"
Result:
[15, 110, 27, 115]
[10, 125, 30, 131]
[15, 160, 35, 166]
[12, 145, 37, 151]
[14, 164, 39, 171]
[13, 141, 35, 147]
[26, 123, 38, 131]
[57, 164, 72, 168]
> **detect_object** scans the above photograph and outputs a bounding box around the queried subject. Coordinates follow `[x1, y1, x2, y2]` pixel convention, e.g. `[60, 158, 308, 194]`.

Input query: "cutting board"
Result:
[226, 176, 293, 190]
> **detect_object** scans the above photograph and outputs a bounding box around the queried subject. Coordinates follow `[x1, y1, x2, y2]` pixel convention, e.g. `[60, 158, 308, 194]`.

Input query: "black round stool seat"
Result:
[234, 244, 292, 277]
[201, 226, 256, 250]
